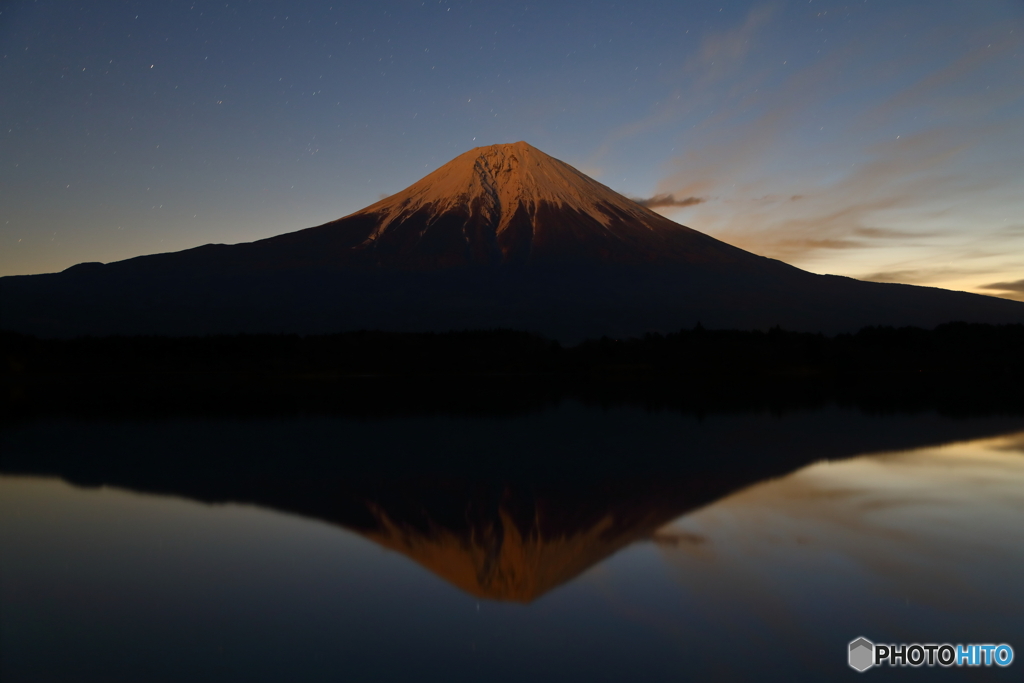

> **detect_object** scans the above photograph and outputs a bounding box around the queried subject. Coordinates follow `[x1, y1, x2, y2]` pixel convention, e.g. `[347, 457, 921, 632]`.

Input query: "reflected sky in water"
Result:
[2, 428, 1023, 681]
[618, 432, 1024, 679]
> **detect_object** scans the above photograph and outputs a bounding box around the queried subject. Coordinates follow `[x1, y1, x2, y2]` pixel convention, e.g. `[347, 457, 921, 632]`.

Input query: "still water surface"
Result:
[2, 406, 1023, 681]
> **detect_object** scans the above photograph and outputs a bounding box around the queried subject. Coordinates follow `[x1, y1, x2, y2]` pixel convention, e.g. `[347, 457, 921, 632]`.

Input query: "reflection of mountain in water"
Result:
[347, 479, 723, 602]
[368, 510, 621, 602]
[3, 407, 1024, 601]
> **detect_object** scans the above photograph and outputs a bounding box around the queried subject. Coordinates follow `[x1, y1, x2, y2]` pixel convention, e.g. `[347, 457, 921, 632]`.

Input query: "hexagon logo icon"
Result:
[849, 637, 875, 672]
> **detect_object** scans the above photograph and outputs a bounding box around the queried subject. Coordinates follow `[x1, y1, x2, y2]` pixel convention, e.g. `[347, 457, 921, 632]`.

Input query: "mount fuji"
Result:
[2, 141, 1022, 340]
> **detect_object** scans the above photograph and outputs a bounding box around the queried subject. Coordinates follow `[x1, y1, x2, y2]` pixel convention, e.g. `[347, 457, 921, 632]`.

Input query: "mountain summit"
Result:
[262, 140, 750, 270]
[364, 140, 652, 236]
[2, 142, 1022, 339]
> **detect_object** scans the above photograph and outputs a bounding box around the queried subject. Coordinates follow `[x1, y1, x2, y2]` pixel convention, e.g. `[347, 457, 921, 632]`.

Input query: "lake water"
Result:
[2, 404, 1023, 681]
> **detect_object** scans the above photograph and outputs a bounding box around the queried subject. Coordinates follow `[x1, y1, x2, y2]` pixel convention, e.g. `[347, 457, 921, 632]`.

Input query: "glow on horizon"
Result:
[1, 1, 1021, 300]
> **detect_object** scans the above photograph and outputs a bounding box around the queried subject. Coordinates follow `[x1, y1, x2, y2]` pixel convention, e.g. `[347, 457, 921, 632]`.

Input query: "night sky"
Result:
[2, 0, 1022, 300]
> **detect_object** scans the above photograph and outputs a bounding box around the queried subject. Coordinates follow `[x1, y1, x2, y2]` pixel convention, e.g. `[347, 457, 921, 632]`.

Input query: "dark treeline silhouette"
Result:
[2, 322, 1022, 418]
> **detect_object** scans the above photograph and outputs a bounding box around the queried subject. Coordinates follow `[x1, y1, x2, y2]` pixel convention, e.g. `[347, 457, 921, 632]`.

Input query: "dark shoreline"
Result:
[3, 322, 1023, 419]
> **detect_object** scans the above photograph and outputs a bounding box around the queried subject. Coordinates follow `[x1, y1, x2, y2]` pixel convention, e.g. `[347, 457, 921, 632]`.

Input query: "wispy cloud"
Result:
[853, 227, 941, 240]
[775, 237, 863, 251]
[860, 267, 976, 286]
[858, 264, 1024, 302]
[978, 278, 1024, 301]
[631, 193, 705, 209]
[701, 127, 977, 260]
[695, 3, 779, 72]
[587, 4, 782, 166]
[980, 278, 1024, 294]
[625, 5, 1024, 292]
[861, 269, 932, 285]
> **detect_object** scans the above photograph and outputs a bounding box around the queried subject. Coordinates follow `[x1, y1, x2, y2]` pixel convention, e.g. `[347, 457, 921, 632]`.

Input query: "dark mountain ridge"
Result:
[2, 142, 1022, 340]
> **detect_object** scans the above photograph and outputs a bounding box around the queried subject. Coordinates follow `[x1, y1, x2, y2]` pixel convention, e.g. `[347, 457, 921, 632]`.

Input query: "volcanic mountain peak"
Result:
[353, 141, 670, 241]
[4, 141, 1023, 341]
